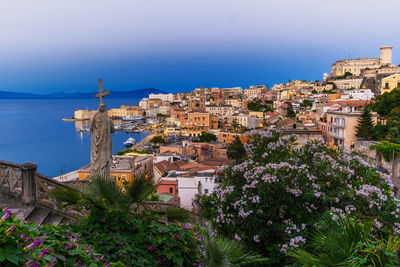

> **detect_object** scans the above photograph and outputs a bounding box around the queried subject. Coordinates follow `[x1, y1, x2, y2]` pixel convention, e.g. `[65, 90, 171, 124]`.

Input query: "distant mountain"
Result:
[0, 88, 166, 99]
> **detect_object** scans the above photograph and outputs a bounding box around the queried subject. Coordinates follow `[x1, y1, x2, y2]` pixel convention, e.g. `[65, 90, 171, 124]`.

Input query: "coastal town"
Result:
[3, 0, 400, 265]
[58, 46, 400, 210]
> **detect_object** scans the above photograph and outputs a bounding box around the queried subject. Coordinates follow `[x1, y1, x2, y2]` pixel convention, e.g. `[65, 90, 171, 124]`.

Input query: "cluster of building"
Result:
[67, 46, 400, 211]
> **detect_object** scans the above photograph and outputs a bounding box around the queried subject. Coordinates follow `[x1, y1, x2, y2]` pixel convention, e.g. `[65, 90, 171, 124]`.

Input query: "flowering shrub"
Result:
[0, 207, 108, 266]
[76, 203, 201, 266]
[0, 206, 200, 266]
[194, 130, 400, 265]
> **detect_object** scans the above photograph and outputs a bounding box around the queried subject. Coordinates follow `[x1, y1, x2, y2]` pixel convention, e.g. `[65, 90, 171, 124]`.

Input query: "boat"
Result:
[76, 127, 91, 132]
[123, 137, 136, 147]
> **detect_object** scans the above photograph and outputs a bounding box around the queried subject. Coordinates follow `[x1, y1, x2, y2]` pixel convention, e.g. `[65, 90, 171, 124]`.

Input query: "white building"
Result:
[139, 98, 148, 110]
[149, 93, 174, 102]
[161, 171, 216, 210]
[145, 107, 159, 117]
[347, 89, 374, 100]
[229, 113, 261, 129]
[205, 105, 234, 117]
[158, 105, 170, 115]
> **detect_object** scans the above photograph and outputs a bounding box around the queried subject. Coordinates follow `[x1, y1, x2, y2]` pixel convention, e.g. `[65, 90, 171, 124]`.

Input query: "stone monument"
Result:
[90, 79, 114, 177]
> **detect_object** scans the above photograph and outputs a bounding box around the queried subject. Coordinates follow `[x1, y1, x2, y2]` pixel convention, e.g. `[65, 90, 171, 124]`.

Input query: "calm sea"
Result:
[0, 98, 148, 177]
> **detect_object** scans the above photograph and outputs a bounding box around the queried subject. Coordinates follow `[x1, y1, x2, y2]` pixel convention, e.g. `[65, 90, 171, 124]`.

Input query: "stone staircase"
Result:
[2, 197, 72, 226]
[0, 160, 77, 226]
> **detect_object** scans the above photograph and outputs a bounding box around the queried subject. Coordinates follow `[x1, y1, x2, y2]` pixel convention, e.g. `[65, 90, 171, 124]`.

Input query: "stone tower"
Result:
[380, 46, 392, 66]
[199, 86, 205, 109]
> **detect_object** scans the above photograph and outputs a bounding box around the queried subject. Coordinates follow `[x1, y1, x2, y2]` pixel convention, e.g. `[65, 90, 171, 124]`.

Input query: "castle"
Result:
[329, 46, 400, 93]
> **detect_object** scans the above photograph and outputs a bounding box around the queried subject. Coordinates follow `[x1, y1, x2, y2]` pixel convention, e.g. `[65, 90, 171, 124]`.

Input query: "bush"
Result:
[51, 174, 201, 266]
[195, 130, 400, 265]
[0, 207, 108, 266]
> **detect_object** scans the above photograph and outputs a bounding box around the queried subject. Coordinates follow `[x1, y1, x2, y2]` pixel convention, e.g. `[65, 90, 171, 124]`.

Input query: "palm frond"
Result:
[127, 172, 157, 203]
[288, 217, 371, 267]
[50, 186, 84, 205]
[199, 225, 267, 267]
[86, 173, 126, 205]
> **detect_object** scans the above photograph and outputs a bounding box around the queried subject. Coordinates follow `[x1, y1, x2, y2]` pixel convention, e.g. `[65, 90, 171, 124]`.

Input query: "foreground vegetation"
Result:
[195, 130, 400, 265]
[1, 174, 265, 266]
[3, 129, 400, 266]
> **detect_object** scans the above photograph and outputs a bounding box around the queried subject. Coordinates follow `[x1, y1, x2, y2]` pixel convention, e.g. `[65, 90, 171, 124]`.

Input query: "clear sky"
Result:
[1, 0, 399, 94]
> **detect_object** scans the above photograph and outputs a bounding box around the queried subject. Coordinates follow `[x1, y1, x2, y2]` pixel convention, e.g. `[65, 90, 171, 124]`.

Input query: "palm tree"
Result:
[199, 225, 267, 267]
[287, 218, 372, 266]
[51, 172, 190, 223]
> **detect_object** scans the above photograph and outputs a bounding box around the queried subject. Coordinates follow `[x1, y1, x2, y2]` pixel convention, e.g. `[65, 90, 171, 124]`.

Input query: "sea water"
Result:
[0, 98, 148, 177]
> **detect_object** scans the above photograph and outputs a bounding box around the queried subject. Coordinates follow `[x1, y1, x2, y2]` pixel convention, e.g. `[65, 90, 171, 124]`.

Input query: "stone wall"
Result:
[353, 141, 400, 192]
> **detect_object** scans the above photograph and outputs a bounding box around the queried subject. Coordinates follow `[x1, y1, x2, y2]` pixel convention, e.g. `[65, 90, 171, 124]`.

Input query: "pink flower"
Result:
[6, 224, 16, 235]
[39, 248, 50, 259]
[25, 238, 40, 251]
[253, 234, 260, 243]
[1, 209, 11, 221]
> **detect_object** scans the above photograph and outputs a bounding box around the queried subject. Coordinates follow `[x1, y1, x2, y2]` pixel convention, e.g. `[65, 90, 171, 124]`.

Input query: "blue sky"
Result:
[0, 0, 399, 94]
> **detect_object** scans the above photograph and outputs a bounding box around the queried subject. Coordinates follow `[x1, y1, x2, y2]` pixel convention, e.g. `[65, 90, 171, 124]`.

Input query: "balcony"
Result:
[329, 122, 345, 128]
[329, 132, 345, 139]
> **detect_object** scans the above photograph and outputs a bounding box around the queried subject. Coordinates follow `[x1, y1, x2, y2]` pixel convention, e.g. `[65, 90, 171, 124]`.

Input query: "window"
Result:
[121, 175, 126, 179]
[169, 187, 173, 194]
[397, 82, 400, 88]
[385, 82, 389, 89]
[204, 189, 209, 195]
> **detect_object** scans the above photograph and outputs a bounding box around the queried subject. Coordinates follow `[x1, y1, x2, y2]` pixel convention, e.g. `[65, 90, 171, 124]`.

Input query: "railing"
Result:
[0, 161, 33, 204]
[0, 160, 70, 209]
[35, 173, 69, 209]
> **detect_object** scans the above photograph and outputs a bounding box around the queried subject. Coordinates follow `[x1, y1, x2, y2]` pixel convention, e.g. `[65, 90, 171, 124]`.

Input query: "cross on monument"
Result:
[94, 79, 110, 105]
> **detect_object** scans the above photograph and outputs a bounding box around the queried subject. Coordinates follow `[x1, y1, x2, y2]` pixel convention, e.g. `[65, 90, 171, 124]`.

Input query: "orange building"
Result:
[77, 156, 153, 185]
[78, 156, 136, 183]
[218, 132, 247, 144]
[187, 110, 211, 129]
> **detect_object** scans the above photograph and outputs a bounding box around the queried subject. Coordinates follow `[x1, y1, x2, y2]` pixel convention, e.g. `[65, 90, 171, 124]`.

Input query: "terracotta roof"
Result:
[326, 100, 370, 107]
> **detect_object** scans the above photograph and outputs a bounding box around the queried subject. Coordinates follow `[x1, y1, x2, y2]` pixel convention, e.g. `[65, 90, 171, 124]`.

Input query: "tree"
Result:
[285, 102, 296, 118]
[355, 107, 375, 140]
[231, 119, 240, 132]
[150, 135, 165, 144]
[247, 99, 274, 113]
[227, 136, 246, 163]
[370, 88, 400, 116]
[300, 99, 312, 108]
[387, 107, 400, 128]
[311, 89, 318, 94]
[197, 131, 217, 142]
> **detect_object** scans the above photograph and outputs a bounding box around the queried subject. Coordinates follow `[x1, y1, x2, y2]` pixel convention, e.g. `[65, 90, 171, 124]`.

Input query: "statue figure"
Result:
[90, 104, 114, 177]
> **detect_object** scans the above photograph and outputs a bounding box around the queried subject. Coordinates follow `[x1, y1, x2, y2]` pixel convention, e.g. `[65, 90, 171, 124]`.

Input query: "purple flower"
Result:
[1, 209, 11, 221]
[26, 260, 40, 267]
[39, 248, 50, 259]
[253, 234, 260, 243]
[6, 224, 16, 235]
[104, 262, 110, 267]
[46, 261, 56, 267]
[20, 233, 25, 239]
[66, 232, 72, 236]
[146, 246, 155, 251]
[65, 242, 73, 249]
[25, 238, 40, 251]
